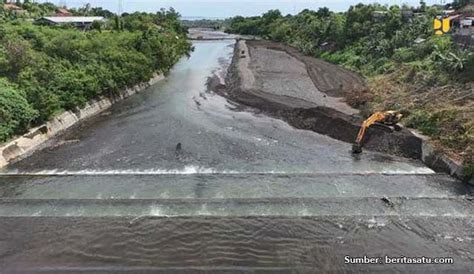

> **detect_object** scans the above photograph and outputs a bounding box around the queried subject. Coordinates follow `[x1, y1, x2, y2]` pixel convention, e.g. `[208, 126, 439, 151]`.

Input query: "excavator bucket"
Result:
[352, 143, 362, 154]
[351, 110, 402, 154]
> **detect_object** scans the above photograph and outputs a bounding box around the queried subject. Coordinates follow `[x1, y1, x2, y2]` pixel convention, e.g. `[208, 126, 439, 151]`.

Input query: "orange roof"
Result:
[57, 8, 71, 13]
[55, 8, 72, 16]
[3, 3, 22, 11]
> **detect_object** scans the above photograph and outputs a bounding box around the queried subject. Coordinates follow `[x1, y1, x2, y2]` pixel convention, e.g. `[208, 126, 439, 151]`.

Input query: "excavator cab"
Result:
[352, 111, 403, 154]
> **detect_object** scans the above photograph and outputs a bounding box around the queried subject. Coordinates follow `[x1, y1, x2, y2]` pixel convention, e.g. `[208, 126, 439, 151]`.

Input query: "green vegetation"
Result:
[181, 19, 225, 30]
[0, 3, 192, 143]
[0, 1, 115, 19]
[227, 3, 474, 175]
[0, 79, 37, 142]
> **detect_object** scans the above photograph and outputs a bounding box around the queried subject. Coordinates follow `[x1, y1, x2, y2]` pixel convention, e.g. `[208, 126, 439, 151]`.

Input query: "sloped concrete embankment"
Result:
[0, 74, 165, 168]
[219, 40, 471, 183]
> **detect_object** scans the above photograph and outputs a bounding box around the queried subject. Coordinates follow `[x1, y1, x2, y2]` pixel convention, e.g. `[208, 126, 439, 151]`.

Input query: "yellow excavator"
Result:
[352, 111, 403, 154]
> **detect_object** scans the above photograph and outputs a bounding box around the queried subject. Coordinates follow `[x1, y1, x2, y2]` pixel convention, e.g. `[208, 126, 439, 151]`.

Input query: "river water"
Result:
[0, 40, 472, 272]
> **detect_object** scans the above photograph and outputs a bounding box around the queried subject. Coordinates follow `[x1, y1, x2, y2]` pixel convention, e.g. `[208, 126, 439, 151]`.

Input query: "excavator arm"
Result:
[352, 111, 402, 154]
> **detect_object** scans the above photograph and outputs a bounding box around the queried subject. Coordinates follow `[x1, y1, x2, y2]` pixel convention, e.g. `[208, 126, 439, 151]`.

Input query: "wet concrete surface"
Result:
[0, 40, 472, 272]
[0, 174, 471, 200]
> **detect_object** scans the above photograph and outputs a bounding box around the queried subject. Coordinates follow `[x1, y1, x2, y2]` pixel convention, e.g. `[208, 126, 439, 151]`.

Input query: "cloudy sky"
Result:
[38, 0, 443, 18]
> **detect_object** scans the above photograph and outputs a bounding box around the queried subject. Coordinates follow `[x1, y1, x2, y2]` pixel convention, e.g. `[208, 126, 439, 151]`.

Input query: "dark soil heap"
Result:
[211, 40, 423, 159]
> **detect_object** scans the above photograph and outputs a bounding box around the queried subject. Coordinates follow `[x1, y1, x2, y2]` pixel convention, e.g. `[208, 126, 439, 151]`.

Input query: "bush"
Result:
[405, 109, 459, 136]
[269, 21, 291, 42]
[404, 110, 441, 135]
[393, 47, 418, 62]
[0, 78, 37, 141]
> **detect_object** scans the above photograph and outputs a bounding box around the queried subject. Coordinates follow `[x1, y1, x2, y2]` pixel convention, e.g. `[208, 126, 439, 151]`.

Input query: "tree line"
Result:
[226, 3, 473, 77]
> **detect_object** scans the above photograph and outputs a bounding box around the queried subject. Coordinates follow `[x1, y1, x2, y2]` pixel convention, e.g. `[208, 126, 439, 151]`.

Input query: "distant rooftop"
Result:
[3, 3, 23, 11]
[56, 8, 72, 15]
[40, 16, 105, 24]
[460, 4, 474, 16]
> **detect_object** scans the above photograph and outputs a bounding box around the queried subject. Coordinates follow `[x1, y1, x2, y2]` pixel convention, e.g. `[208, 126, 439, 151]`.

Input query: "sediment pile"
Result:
[215, 39, 423, 159]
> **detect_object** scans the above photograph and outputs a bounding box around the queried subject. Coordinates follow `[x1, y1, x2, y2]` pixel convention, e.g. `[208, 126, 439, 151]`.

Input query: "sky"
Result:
[38, 0, 444, 18]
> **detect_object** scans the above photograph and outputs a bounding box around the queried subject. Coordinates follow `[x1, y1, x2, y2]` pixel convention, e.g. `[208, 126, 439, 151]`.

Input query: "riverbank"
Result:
[0, 74, 165, 168]
[216, 39, 471, 183]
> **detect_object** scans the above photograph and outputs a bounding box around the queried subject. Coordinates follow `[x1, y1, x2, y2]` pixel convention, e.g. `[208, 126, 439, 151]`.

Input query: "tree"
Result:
[0, 78, 38, 141]
[91, 20, 102, 32]
[262, 9, 282, 23]
[269, 20, 291, 42]
[114, 15, 122, 31]
[317, 7, 330, 18]
[344, 4, 376, 44]
[419, 1, 427, 12]
[453, 0, 473, 9]
[3, 38, 32, 77]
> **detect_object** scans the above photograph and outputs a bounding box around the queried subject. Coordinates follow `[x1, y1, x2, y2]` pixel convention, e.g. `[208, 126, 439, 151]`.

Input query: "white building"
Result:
[35, 16, 105, 29]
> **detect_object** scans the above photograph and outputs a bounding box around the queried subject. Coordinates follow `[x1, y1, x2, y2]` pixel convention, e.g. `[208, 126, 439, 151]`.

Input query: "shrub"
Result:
[0, 78, 37, 141]
[404, 110, 441, 135]
[393, 47, 418, 62]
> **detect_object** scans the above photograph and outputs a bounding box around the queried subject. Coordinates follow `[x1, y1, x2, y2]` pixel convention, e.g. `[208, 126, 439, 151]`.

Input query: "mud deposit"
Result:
[215, 39, 422, 159]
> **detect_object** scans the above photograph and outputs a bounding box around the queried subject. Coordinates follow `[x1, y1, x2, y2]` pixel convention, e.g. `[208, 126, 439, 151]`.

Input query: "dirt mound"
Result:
[211, 39, 423, 159]
[247, 40, 366, 98]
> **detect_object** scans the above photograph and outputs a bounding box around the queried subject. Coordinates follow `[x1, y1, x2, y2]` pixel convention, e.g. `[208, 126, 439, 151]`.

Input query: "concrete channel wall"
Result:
[411, 130, 473, 184]
[0, 74, 165, 168]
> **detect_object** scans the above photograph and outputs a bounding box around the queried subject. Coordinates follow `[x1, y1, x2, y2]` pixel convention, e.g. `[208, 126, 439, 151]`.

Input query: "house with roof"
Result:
[35, 16, 105, 29]
[55, 8, 72, 17]
[450, 4, 474, 48]
[2, 3, 27, 15]
[3, 3, 20, 11]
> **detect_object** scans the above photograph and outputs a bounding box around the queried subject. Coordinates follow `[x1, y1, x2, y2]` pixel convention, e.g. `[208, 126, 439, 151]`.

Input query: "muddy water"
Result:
[0, 40, 473, 272]
[1, 217, 473, 273]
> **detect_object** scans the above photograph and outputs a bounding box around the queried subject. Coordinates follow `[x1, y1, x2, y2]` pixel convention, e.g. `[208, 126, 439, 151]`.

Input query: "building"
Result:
[55, 8, 72, 17]
[450, 4, 474, 48]
[450, 4, 474, 31]
[2, 3, 27, 15]
[3, 3, 21, 11]
[459, 4, 474, 17]
[35, 16, 105, 29]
